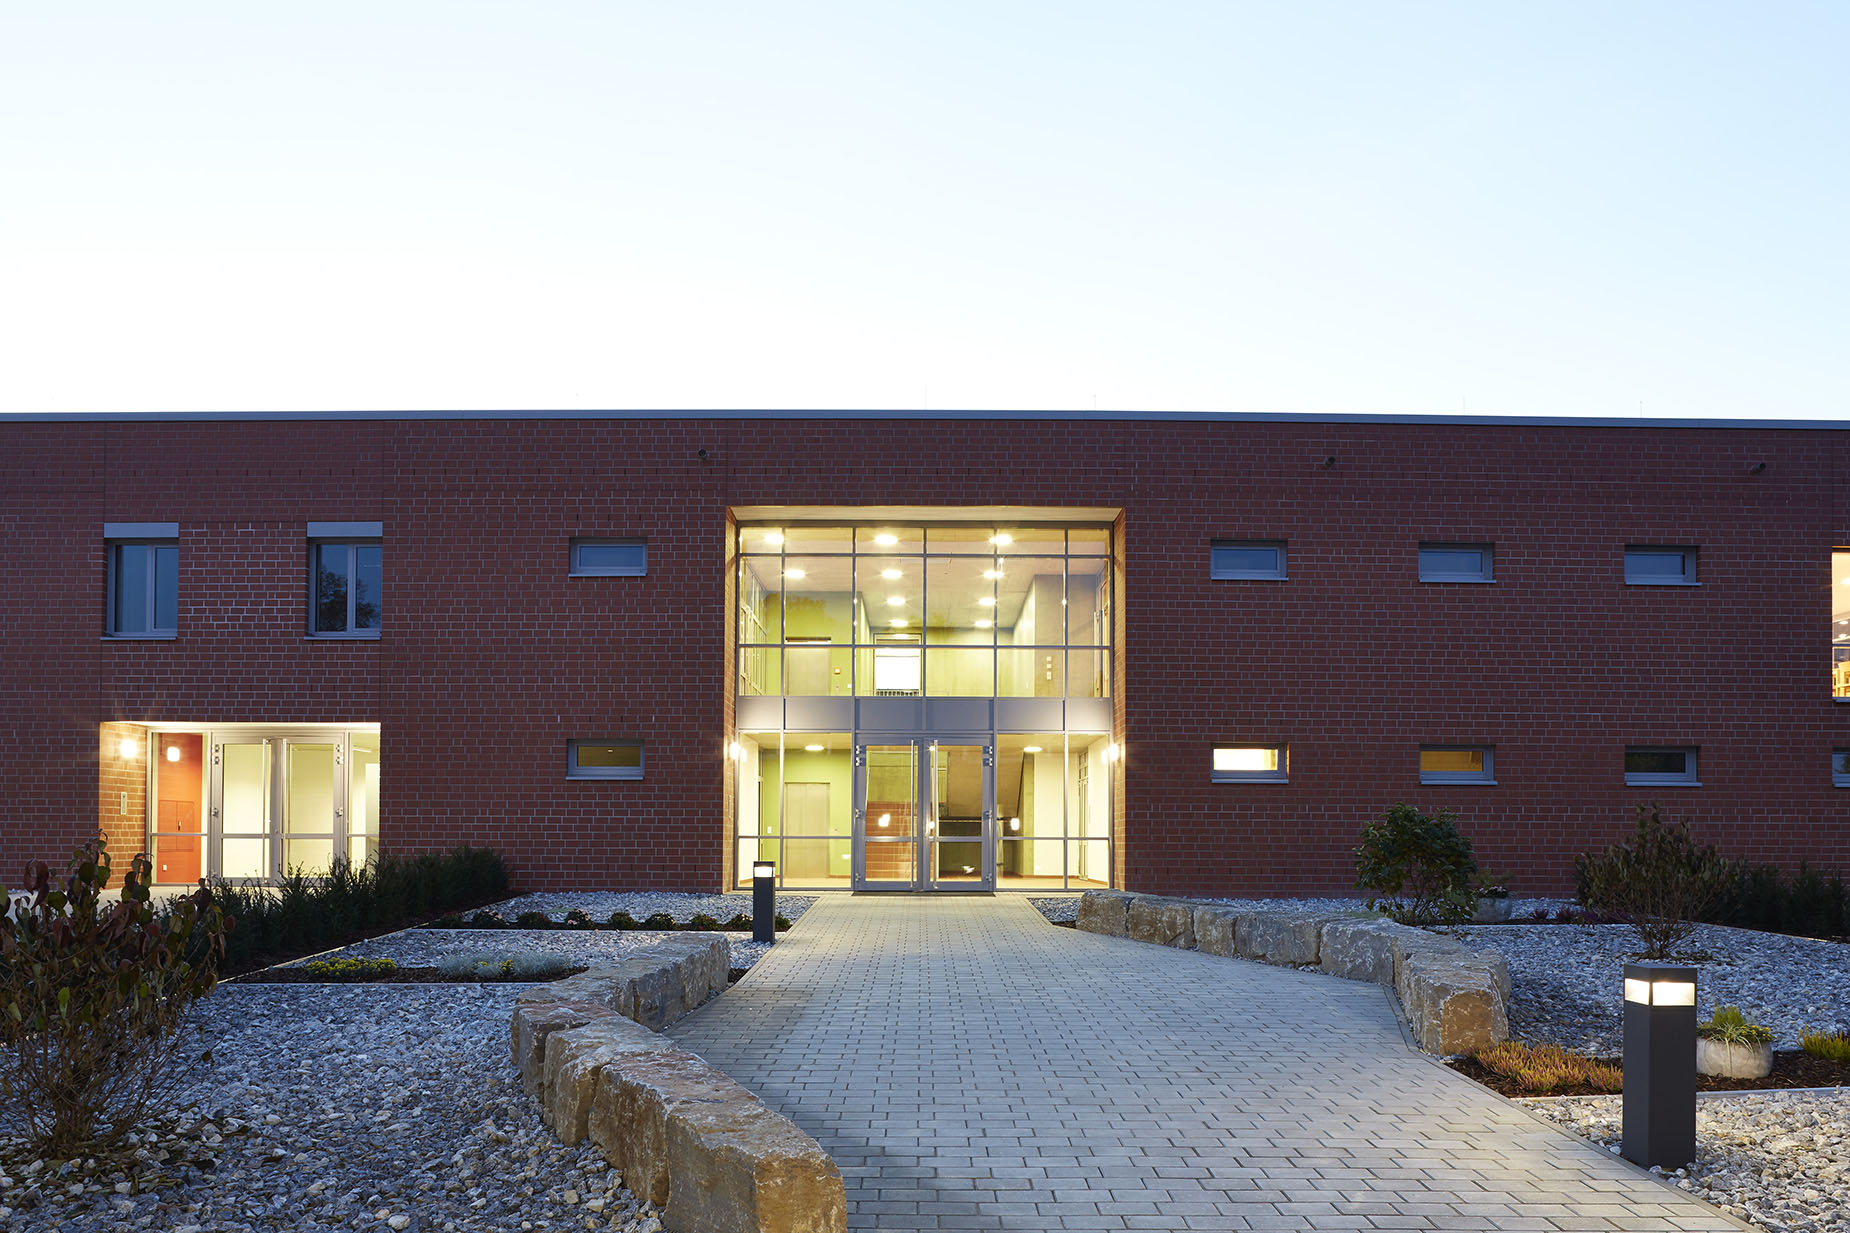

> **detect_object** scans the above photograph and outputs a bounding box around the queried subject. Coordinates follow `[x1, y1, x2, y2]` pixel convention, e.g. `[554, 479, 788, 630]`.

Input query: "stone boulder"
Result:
[1127, 896, 1195, 948]
[665, 1091, 847, 1233]
[513, 997, 621, 1098]
[1316, 917, 1402, 985]
[1192, 905, 1241, 957]
[1075, 890, 1132, 936]
[543, 1015, 679, 1144]
[1397, 950, 1508, 1054]
[1234, 912, 1320, 965]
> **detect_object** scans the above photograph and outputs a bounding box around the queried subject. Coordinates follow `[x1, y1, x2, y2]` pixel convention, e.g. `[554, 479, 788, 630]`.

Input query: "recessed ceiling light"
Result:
[874, 533, 898, 546]
[989, 533, 1013, 546]
[804, 743, 825, 752]
[889, 618, 908, 628]
[974, 618, 993, 629]
[977, 596, 995, 607]
[886, 595, 905, 606]
[784, 568, 806, 580]
[982, 569, 1003, 580]
[880, 568, 902, 580]
[764, 532, 784, 546]
[1023, 745, 1043, 753]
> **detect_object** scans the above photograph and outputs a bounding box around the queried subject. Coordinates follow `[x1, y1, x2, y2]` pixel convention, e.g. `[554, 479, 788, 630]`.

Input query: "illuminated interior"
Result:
[1834, 550, 1850, 698]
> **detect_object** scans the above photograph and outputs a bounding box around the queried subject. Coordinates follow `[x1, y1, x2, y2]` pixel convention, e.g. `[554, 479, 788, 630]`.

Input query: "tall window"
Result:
[1833, 550, 1849, 699]
[108, 539, 178, 637]
[309, 524, 382, 637]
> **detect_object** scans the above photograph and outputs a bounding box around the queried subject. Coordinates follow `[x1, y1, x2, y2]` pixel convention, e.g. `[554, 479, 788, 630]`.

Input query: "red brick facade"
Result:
[3, 414, 1845, 896]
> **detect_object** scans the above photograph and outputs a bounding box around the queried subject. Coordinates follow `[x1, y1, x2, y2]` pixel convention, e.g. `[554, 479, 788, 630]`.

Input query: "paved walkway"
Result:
[668, 896, 1741, 1232]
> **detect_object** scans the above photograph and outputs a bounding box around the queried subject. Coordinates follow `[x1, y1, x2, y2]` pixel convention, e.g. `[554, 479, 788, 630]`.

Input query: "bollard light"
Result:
[751, 861, 776, 943]
[1622, 961, 1698, 1169]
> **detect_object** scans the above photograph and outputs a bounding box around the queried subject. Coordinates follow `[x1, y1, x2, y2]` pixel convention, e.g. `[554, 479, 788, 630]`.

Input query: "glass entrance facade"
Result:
[733, 518, 1116, 891]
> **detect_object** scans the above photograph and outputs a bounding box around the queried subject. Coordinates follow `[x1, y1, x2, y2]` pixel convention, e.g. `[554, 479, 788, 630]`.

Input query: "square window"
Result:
[1625, 746, 1699, 786]
[1210, 540, 1286, 580]
[1625, 546, 1698, 586]
[568, 740, 643, 780]
[310, 540, 382, 636]
[1419, 746, 1495, 784]
[571, 537, 647, 576]
[1211, 745, 1286, 783]
[107, 540, 178, 637]
[1834, 750, 1850, 788]
[1419, 543, 1493, 583]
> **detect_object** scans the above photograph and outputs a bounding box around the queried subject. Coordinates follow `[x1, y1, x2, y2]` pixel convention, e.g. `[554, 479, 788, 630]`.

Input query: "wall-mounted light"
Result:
[876, 813, 891, 828]
[1105, 743, 1121, 762]
[1750, 461, 1767, 474]
[1008, 817, 1021, 832]
[118, 736, 140, 759]
[166, 745, 181, 763]
[727, 741, 744, 760]
[1319, 456, 1336, 469]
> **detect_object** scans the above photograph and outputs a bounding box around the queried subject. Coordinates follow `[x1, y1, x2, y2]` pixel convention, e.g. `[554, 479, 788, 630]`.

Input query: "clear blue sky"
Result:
[2, 2, 1844, 417]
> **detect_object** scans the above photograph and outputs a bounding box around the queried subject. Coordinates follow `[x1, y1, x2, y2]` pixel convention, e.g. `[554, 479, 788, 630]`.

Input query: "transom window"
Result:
[736, 523, 1112, 699]
[1625, 746, 1699, 786]
[1419, 543, 1493, 583]
[571, 537, 647, 576]
[569, 740, 644, 779]
[1211, 746, 1286, 783]
[1420, 746, 1495, 784]
[1210, 540, 1286, 580]
[1625, 545, 1698, 586]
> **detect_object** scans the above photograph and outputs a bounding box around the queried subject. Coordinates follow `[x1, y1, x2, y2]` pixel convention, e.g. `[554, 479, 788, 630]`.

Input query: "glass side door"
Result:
[853, 743, 920, 890]
[927, 742, 994, 892]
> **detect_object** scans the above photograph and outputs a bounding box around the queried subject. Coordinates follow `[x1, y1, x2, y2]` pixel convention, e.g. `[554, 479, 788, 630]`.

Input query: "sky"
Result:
[1, 2, 1844, 418]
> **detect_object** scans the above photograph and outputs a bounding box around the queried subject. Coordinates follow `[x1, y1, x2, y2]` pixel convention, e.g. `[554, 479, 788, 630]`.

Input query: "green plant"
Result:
[437, 951, 573, 980]
[642, 913, 677, 931]
[1354, 803, 1479, 925]
[774, 914, 792, 930]
[562, 909, 594, 928]
[1799, 1028, 1850, 1061]
[1471, 1041, 1621, 1093]
[514, 910, 554, 929]
[1711, 860, 1848, 941]
[686, 914, 721, 931]
[723, 913, 753, 932]
[467, 910, 507, 929]
[0, 837, 230, 1157]
[607, 911, 642, 930]
[1698, 1004, 1773, 1046]
[302, 956, 399, 980]
[1574, 804, 1730, 959]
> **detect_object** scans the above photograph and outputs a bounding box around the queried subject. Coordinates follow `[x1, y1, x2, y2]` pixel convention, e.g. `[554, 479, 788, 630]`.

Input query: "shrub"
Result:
[774, 914, 792, 931]
[641, 913, 677, 931]
[561, 909, 594, 929]
[302, 956, 398, 980]
[0, 837, 230, 1156]
[1574, 804, 1729, 959]
[686, 914, 721, 931]
[1354, 803, 1479, 925]
[1711, 860, 1848, 941]
[467, 910, 508, 929]
[1799, 1028, 1850, 1062]
[436, 951, 574, 980]
[723, 913, 753, 932]
[1698, 1004, 1772, 1046]
[607, 911, 642, 930]
[514, 911, 554, 929]
[431, 913, 467, 928]
[1471, 1041, 1621, 1094]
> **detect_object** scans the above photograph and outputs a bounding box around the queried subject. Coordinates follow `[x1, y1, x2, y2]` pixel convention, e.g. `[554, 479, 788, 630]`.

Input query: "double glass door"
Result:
[853, 738, 995, 891]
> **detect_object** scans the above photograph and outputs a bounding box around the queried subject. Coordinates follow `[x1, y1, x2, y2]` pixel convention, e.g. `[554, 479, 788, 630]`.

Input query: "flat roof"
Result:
[1, 409, 1845, 430]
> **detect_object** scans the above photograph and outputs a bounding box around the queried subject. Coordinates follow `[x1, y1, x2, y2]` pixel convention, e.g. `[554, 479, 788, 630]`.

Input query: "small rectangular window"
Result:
[571, 538, 647, 576]
[568, 740, 643, 780]
[310, 540, 383, 637]
[1419, 543, 1493, 583]
[1625, 746, 1699, 786]
[107, 538, 179, 637]
[1833, 750, 1849, 788]
[1210, 540, 1286, 580]
[1420, 746, 1494, 784]
[1625, 546, 1698, 586]
[1211, 745, 1286, 783]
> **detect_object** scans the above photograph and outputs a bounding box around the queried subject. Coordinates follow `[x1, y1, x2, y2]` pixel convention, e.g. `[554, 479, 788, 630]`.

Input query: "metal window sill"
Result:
[1420, 778, 1499, 786]
[103, 634, 177, 641]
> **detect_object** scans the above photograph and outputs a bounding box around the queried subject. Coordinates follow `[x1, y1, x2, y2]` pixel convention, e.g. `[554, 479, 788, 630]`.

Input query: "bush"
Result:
[607, 911, 642, 930]
[686, 914, 721, 931]
[1799, 1028, 1850, 1062]
[723, 913, 753, 932]
[207, 845, 509, 973]
[437, 951, 574, 980]
[1711, 860, 1848, 941]
[1698, 1004, 1772, 1046]
[1574, 804, 1729, 959]
[514, 911, 554, 929]
[1354, 803, 1478, 925]
[561, 909, 594, 928]
[0, 837, 230, 1156]
[1471, 1041, 1621, 1094]
[302, 957, 398, 980]
[774, 914, 792, 931]
[641, 913, 677, 931]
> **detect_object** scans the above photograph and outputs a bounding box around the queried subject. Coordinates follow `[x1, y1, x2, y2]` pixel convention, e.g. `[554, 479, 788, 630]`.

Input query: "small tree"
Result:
[1355, 803, 1479, 925]
[0, 837, 231, 1157]
[1574, 804, 1729, 959]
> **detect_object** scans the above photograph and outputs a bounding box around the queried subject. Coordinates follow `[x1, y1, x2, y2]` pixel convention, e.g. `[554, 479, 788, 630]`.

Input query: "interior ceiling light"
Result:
[784, 568, 806, 580]
[982, 569, 1003, 580]
[989, 533, 1013, 546]
[977, 596, 995, 607]
[763, 532, 784, 546]
[804, 743, 825, 752]
[974, 618, 994, 629]
[874, 533, 898, 546]
[886, 595, 905, 606]
[1023, 745, 1043, 753]
[889, 618, 908, 628]
[880, 568, 902, 580]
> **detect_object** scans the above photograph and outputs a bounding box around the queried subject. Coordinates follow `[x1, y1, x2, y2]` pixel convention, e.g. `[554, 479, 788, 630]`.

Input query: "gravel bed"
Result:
[1028, 895, 1081, 922]
[0, 985, 664, 1232]
[481, 891, 816, 924]
[1444, 921, 1850, 1053]
[1530, 1091, 1850, 1233]
[287, 928, 777, 972]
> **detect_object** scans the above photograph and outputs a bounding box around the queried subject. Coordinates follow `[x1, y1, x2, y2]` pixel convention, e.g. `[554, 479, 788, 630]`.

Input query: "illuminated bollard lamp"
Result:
[752, 861, 776, 944]
[1622, 962, 1698, 1169]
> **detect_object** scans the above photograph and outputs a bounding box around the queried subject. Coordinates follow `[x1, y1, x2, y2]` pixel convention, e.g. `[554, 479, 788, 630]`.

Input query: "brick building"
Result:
[3, 411, 1845, 897]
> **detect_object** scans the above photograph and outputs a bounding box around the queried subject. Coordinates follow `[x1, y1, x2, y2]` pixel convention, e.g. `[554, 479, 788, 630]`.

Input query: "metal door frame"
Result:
[851, 733, 994, 892]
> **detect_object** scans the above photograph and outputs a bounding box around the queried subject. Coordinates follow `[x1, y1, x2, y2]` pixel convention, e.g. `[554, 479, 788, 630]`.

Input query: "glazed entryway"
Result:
[854, 738, 994, 892]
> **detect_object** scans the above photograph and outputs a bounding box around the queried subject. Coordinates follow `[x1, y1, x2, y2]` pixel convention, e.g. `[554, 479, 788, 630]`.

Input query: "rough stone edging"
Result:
[1076, 890, 1511, 1055]
[510, 933, 846, 1233]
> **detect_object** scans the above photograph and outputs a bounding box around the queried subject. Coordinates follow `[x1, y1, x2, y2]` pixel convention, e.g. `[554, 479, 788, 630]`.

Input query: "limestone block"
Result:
[1398, 952, 1508, 1054]
[1075, 890, 1132, 937]
[592, 1050, 749, 1205]
[1192, 906, 1241, 957]
[1316, 917, 1402, 985]
[1234, 912, 1320, 965]
[665, 1097, 848, 1233]
[1390, 931, 1467, 1001]
[542, 1016, 678, 1144]
[1127, 897, 1195, 948]
[511, 999, 619, 1099]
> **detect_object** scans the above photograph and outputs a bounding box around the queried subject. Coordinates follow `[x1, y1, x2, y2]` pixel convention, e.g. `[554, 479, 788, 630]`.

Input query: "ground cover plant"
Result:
[303, 957, 399, 980]
[1464, 1041, 1623, 1096]
[1574, 804, 1729, 958]
[1698, 1004, 1773, 1047]
[436, 952, 575, 980]
[1799, 1028, 1850, 1062]
[205, 845, 508, 975]
[0, 838, 229, 1157]
[430, 908, 790, 931]
[1354, 802, 1479, 925]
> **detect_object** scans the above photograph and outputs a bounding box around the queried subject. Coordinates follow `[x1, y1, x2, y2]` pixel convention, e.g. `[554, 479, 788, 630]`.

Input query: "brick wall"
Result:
[2, 416, 1845, 897]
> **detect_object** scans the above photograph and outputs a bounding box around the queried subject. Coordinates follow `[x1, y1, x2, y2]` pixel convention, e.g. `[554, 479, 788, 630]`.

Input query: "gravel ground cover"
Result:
[477, 892, 816, 924]
[0, 984, 664, 1233]
[1530, 1091, 1850, 1233]
[298, 927, 775, 972]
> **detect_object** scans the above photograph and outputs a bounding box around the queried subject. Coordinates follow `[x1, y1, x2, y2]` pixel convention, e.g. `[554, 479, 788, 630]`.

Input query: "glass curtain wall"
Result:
[1835, 550, 1850, 698]
[994, 733, 1113, 890]
[738, 524, 1110, 699]
[734, 732, 854, 889]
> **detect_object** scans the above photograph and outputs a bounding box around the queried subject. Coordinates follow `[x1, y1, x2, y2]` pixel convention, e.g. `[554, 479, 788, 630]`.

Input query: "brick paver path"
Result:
[668, 895, 1741, 1232]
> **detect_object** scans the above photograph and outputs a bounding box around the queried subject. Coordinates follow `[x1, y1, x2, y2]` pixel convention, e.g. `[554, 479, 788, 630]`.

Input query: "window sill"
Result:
[1210, 777, 1288, 785]
[103, 633, 177, 641]
[1210, 575, 1287, 582]
[1625, 580, 1701, 587]
[1624, 780, 1702, 788]
[569, 570, 647, 578]
[1419, 577, 1496, 585]
[1420, 778, 1498, 786]
[306, 634, 382, 641]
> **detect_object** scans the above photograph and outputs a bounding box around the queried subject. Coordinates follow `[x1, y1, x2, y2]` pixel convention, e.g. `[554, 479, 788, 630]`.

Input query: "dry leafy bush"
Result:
[1472, 1041, 1622, 1094]
[0, 838, 230, 1157]
[1799, 1028, 1850, 1062]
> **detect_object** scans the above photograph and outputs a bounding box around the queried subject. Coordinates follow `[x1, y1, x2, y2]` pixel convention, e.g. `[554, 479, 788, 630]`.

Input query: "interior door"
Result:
[927, 742, 994, 891]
